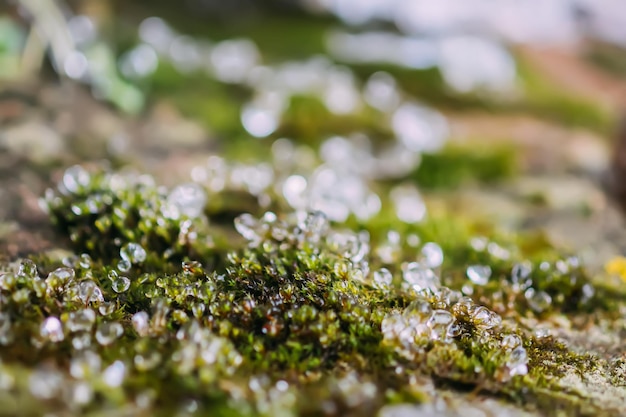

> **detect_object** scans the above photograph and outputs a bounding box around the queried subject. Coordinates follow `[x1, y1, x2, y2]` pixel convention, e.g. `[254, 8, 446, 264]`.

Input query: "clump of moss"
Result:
[42, 165, 216, 270]
[1, 166, 623, 416]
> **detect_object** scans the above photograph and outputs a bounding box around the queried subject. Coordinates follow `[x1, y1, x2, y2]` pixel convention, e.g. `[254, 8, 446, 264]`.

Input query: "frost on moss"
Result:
[0, 166, 624, 416]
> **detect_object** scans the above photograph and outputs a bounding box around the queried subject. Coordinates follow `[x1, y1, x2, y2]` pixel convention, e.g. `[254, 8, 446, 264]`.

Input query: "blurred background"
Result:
[1, 0, 626, 268]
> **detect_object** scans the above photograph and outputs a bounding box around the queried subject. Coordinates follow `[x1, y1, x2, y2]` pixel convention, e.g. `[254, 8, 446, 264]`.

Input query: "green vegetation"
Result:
[412, 143, 518, 190]
[1, 166, 625, 416]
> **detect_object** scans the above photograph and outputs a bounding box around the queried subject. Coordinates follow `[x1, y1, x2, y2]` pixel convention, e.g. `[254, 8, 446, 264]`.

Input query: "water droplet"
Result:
[67, 309, 96, 332]
[403, 262, 440, 291]
[270, 221, 290, 241]
[447, 322, 462, 338]
[120, 243, 147, 264]
[70, 351, 101, 379]
[18, 259, 38, 278]
[373, 268, 393, 289]
[62, 165, 91, 194]
[404, 299, 432, 320]
[78, 253, 92, 269]
[300, 211, 329, 244]
[524, 288, 552, 313]
[581, 283, 595, 304]
[99, 301, 116, 316]
[78, 281, 104, 304]
[392, 102, 448, 153]
[132, 311, 150, 337]
[46, 267, 76, 291]
[234, 213, 262, 242]
[327, 231, 365, 261]
[72, 332, 92, 350]
[420, 242, 443, 268]
[102, 360, 126, 387]
[168, 183, 207, 218]
[40, 317, 64, 343]
[134, 351, 162, 372]
[69, 381, 93, 405]
[507, 346, 528, 367]
[112, 276, 131, 293]
[0, 273, 16, 291]
[96, 322, 124, 346]
[390, 185, 427, 224]
[282, 175, 308, 209]
[461, 283, 474, 295]
[117, 259, 131, 272]
[426, 310, 454, 342]
[470, 306, 501, 330]
[501, 334, 522, 349]
[363, 71, 400, 112]
[466, 265, 491, 286]
[29, 367, 63, 399]
[511, 263, 533, 291]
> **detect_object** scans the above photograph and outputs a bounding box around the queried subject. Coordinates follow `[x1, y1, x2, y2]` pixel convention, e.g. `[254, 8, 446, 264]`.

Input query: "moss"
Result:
[411, 142, 518, 190]
[150, 62, 249, 136]
[1, 167, 624, 416]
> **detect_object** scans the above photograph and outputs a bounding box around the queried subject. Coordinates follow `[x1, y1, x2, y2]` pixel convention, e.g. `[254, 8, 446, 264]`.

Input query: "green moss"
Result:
[411, 143, 518, 190]
[1, 166, 624, 416]
[150, 62, 248, 136]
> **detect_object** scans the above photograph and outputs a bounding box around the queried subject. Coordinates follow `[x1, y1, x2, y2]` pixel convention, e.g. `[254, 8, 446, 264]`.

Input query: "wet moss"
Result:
[411, 143, 518, 190]
[0, 166, 624, 416]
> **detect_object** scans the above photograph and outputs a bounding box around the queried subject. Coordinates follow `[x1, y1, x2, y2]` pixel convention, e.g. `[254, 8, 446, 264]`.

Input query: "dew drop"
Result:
[117, 259, 131, 272]
[511, 262, 533, 291]
[168, 183, 207, 218]
[112, 276, 131, 293]
[426, 310, 454, 342]
[96, 322, 124, 346]
[373, 268, 393, 289]
[501, 334, 522, 349]
[46, 267, 76, 290]
[40, 317, 64, 343]
[234, 213, 261, 242]
[120, 243, 147, 264]
[524, 288, 552, 313]
[403, 262, 440, 291]
[470, 306, 502, 330]
[99, 301, 116, 316]
[102, 360, 126, 387]
[62, 165, 91, 194]
[18, 259, 38, 278]
[67, 309, 96, 332]
[78, 280, 104, 304]
[466, 265, 491, 286]
[71, 332, 92, 350]
[132, 311, 150, 337]
[420, 242, 443, 269]
[78, 253, 92, 269]
[70, 351, 101, 379]
[29, 368, 63, 399]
